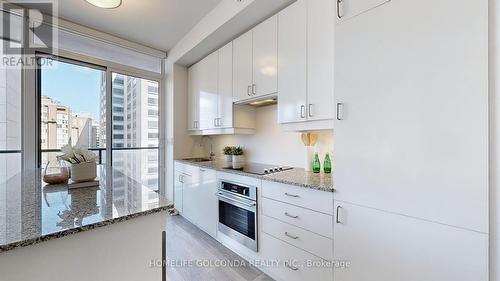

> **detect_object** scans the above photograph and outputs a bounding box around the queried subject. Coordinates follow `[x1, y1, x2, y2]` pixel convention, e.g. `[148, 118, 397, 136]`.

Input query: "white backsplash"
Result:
[196, 105, 334, 168]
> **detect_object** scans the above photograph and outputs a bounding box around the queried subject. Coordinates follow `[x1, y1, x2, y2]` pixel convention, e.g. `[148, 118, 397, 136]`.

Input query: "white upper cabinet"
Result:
[334, 201, 488, 281]
[197, 51, 219, 130]
[252, 15, 278, 98]
[334, 0, 488, 232]
[278, 0, 335, 128]
[218, 42, 233, 129]
[336, 0, 390, 21]
[188, 42, 255, 134]
[187, 63, 200, 130]
[233, 16, 278, 103]
[307, 0, 334, 121]
[233, 31, 253, 102]
[277, 0, 307, 124]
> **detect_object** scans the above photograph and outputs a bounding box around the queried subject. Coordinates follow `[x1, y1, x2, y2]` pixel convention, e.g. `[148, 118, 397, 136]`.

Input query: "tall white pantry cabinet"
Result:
[333, 0, 489, 280]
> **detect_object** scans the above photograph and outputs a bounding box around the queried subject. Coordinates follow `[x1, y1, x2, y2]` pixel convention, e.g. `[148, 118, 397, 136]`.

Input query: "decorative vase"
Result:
[70, 161, 97, 183]
[232, 155, 245, 169]
[224, 154, 232, 162]
[43, 161, 70, 185]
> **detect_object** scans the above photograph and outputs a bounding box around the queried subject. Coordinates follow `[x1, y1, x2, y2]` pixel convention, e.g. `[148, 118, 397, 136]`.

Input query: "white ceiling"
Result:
[42, 0, 222, 51]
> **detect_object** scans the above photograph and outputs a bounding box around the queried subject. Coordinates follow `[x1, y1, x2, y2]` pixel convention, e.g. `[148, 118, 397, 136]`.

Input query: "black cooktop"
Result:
[223, 163, 293, 175]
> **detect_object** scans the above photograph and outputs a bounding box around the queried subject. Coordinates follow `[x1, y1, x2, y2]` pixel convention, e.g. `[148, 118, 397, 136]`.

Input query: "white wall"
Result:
[490, 0, 500, 279]
[201, 105, 333, 168]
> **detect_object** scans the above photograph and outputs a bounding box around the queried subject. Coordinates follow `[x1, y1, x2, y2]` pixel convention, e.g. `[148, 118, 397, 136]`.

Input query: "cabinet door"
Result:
[233, 30, 253, 102]
[174, 171, 184, 213]
[334, 201, 488, 281]
[196, 169, 218, 237]
[277, 0, 307, 124]
[187, 64, 199, 130]
[198, 51, 219, 130]
[252, 15, 278, 98]
[218, 42, 233, 128]
[334, 0, 488, 232]
[306, 0, 334, 121]
[336, 0, 390, 21]
[180, 174, 196, 224]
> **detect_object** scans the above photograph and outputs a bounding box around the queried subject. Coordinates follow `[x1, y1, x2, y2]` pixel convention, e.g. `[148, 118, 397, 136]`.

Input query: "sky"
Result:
[41, 60, 103, 120]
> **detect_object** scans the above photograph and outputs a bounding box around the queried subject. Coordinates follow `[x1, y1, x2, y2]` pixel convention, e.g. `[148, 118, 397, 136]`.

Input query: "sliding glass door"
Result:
[37, 55, 161, 192]
[0, 39, 22, 184]
[110, 73, 160, 191]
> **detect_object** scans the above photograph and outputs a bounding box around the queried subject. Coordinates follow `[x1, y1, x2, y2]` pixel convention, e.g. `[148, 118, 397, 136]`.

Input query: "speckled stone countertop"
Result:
[175, 159, 334, 192]
[0, 165, 172, 253]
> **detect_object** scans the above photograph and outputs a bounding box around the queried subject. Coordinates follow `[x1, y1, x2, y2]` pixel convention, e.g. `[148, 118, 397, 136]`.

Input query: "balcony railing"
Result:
[41, 147, 159, 165]
[40, 147, 160, 191]
[41, 148, 107, 164]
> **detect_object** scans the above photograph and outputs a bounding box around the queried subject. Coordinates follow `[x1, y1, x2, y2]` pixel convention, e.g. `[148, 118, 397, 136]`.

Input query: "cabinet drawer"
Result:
[260, 232, 333, 281]
[262, 215, 333, 260]
[262, 180, 333, 215]
[262, 198, 333, 239]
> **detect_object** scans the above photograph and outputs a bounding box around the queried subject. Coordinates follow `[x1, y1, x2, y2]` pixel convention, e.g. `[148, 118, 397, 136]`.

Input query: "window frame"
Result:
[32, 49, 165, 194]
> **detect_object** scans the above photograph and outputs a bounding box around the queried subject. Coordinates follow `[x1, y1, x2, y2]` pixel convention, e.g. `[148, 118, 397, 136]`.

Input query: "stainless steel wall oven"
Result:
[216, 180, 258, 252]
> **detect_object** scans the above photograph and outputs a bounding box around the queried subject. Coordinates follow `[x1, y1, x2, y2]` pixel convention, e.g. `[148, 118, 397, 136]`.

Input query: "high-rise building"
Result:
[100, 74, 159, 190]
[41, 96, 97, 165]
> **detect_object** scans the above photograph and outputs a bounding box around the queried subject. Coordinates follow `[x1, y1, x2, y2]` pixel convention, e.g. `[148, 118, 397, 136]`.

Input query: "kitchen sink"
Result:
[181, 157, 212, 162]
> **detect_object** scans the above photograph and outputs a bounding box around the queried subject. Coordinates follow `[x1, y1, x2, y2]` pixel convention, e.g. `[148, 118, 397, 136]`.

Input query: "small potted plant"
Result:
[57, 143, 98, 183]
[232, 146, 245, 169]
[223, 146, 234, 162]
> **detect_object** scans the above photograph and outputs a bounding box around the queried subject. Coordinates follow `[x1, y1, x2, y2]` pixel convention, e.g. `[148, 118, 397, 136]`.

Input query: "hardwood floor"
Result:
[166, 215, 274, 281]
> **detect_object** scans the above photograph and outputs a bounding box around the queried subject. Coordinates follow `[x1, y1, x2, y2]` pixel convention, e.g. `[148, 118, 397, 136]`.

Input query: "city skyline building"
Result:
[40, 96, 99, 165]
[100, 73, 159, 190]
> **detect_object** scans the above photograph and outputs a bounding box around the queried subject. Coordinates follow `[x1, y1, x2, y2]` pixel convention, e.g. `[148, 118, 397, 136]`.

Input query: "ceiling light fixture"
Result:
[85, 0, 122, 9]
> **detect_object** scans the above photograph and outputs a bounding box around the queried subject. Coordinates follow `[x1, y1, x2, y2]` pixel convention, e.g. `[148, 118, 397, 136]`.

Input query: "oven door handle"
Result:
[216, 192, 256, 208]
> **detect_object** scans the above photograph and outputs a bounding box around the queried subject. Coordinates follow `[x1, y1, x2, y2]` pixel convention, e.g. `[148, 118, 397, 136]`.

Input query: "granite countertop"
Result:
[0, 165, 172, 253]
[175, 159, 334, 192]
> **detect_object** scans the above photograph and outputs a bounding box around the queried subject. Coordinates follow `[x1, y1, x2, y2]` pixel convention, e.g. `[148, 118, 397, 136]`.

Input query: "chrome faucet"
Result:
[203, 136, 216, 161]
[209, 142, 216, 160]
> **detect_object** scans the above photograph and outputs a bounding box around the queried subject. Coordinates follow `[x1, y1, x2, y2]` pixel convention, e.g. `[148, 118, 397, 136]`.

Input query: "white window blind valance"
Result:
[1, 6, 164, 74]
[35, 22, 163, 74]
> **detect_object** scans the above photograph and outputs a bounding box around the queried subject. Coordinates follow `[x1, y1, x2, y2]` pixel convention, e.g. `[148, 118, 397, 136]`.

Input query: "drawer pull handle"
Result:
[285, 262, 299, 271]
[284, 232, 299, 239]
[284, 192, 299, 198]
[284, 212, 299, 219]
[336, 205, 343, 224]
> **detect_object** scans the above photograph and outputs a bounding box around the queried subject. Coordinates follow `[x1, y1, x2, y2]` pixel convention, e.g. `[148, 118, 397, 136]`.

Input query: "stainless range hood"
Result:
[234, 93, 277, 107]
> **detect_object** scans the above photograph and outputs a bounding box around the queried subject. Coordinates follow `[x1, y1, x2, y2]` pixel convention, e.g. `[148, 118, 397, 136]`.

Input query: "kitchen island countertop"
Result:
[0, 165, 172, 253]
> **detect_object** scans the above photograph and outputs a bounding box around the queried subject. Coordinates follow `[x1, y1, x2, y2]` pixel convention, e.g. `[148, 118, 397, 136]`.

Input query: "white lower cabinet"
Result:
[261, 180, 334, 215]
[260, 232, 333, 281]
[175, 163, 218, 238]
[262, 215, 333, 261]
[196, 168, 218, 236]
[334, 201, 489, 281]
[174, 170, 186, 213]
[260, 180, 334, 281]
[181, 171, 198, 225]
[261, 197, 333, 239]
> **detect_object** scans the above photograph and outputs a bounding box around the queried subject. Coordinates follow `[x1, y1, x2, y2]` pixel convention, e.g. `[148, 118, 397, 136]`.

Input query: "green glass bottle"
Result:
[313, 153, 321, 173]
[324, 153, 332, 173]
